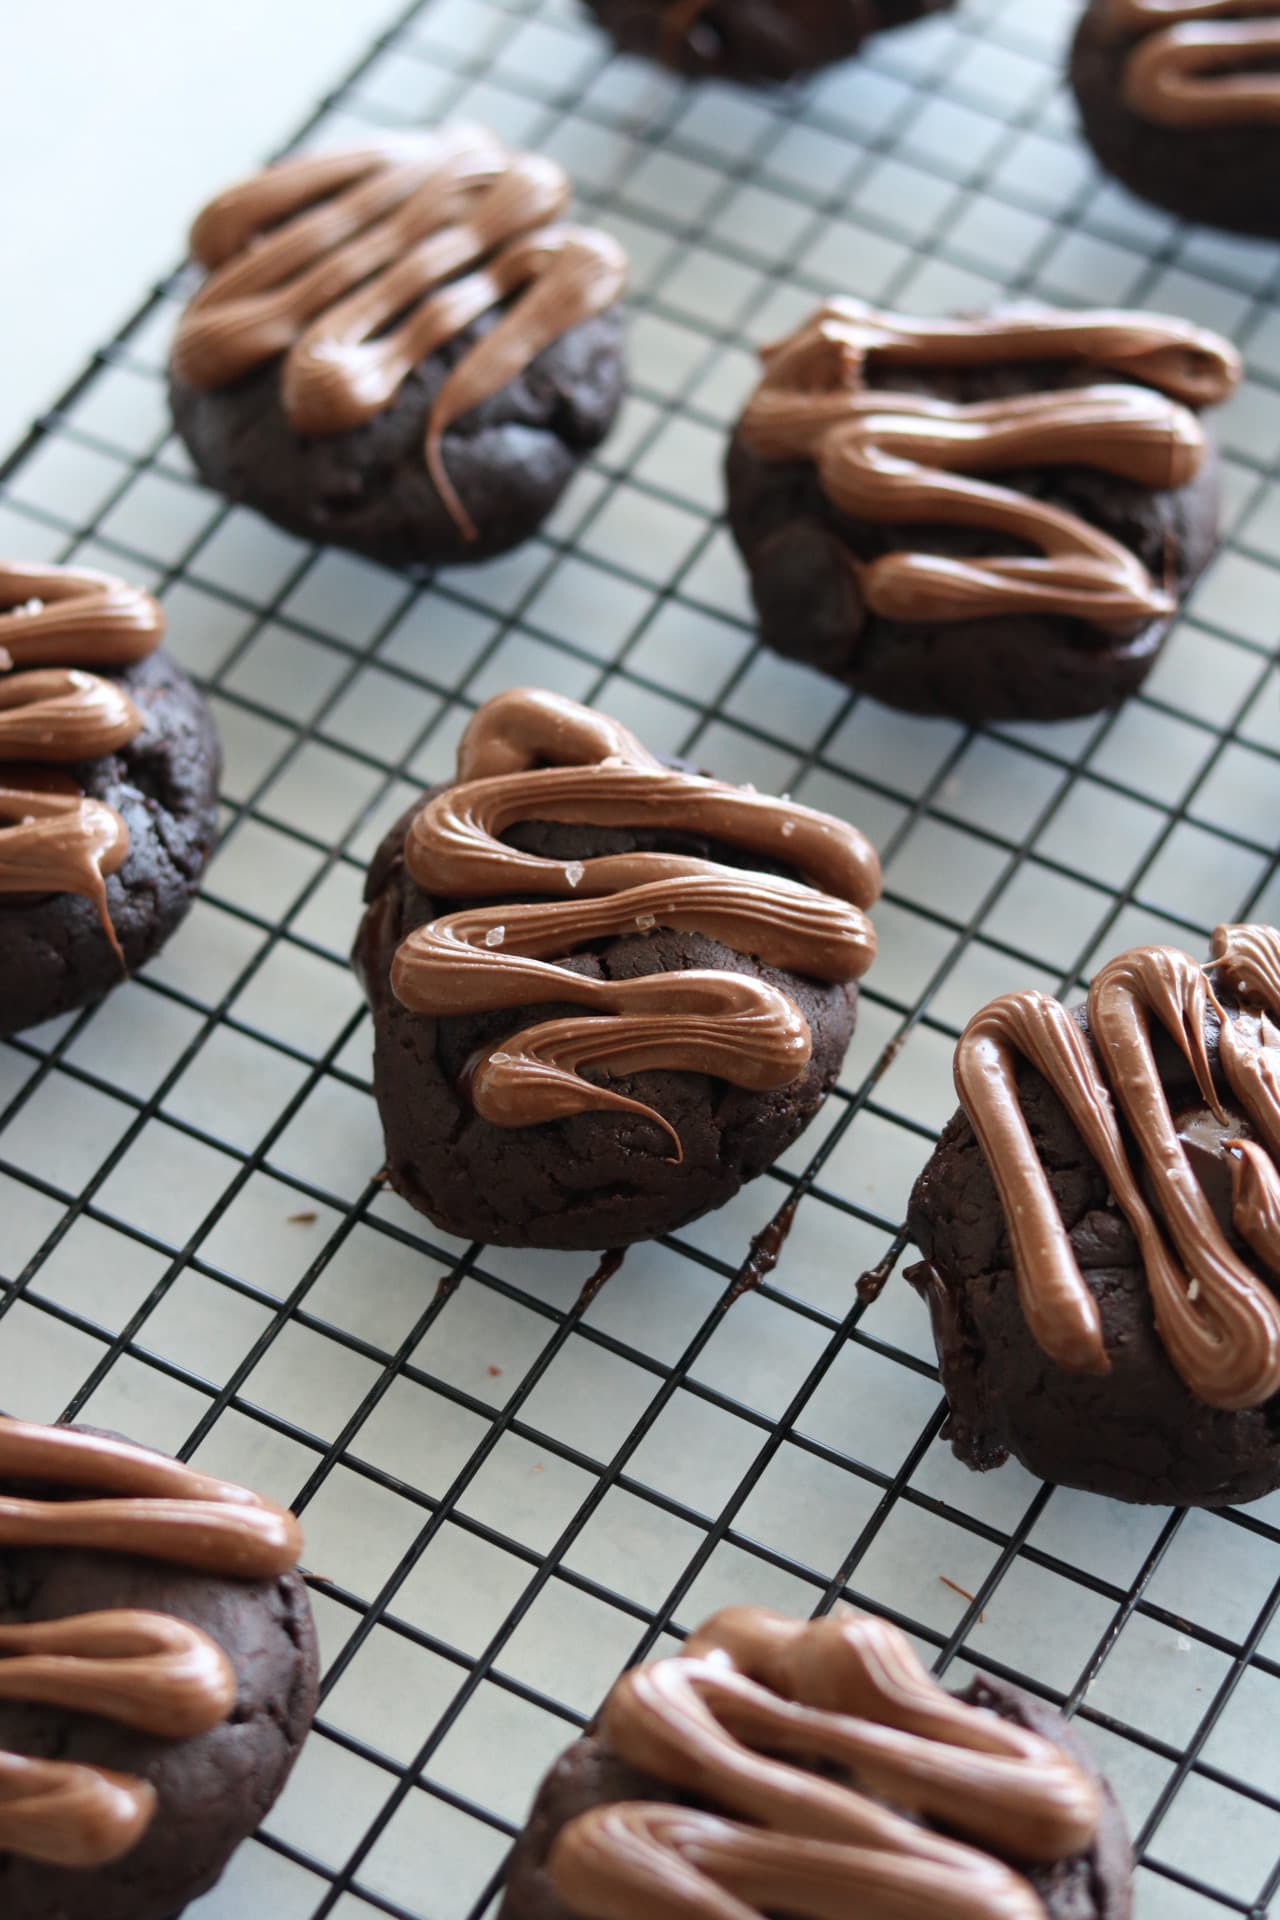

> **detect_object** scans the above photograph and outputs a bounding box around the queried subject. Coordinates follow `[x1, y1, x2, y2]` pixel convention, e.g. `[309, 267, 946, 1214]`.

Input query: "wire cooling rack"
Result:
[2, 0, 1280, 1915]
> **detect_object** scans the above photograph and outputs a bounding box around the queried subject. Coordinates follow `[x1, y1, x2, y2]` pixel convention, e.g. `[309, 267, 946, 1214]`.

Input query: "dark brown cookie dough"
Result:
[170, 307, 626, 571]
[355, 796, 859, 1251]
[1071, 3, 1280, 238]
[0, 1430, 319, 1920]
[0, 647, 220, 1038]
[907, 992, 1280, 1509]
[580, 0, 954, 83]
[499, 1670, 1133, 1920]
[727, 342, 1223, 727]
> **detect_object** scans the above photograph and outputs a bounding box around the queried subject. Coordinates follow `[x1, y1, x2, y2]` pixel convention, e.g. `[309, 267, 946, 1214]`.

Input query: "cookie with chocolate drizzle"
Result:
[0, 1416, 318, 1920]
[578, 0, 954, 83]
[908, 923, 1280, 1507]
[498, 1605, 1133, 1920]
[1072, 2, 1280, 237]
[169, 126, 627, 568]
[354, 687, 881, 1249]
[726, 299, 1238, 724]
[0, 563, 219, 1037]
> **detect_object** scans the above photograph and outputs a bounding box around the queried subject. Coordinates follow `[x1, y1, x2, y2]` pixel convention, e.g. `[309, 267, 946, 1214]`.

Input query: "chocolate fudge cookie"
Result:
[907, 923, 1280, 1508]
[0, 562, 220, 1037]
[500, 1605, 1133, 1920]
[0, 1416, 318, 1920]
[726, 299, 1239, 725]
[1072, 2, 1280, 238]
[354, 687, 881, 1250]
[169, 127, 627, 569]
[579, 0, 954, 82]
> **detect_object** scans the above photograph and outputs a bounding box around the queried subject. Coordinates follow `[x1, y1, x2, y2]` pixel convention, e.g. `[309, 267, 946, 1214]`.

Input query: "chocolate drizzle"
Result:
[739, 300, 1239, 631]
[548, 1606, 1101, 1920]
[170, 127, 628, 541]
[953, 924, 1280, 1411]
[0, 564, 164, 963]
[389, 689, 880, 1159]
[0, 1417, 303, 1868]
[1105, 0, 1280, 128]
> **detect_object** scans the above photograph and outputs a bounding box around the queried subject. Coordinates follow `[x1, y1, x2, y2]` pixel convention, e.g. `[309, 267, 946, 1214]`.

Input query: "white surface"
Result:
[2, 1, 1280, 1918]
[0, 0, 407, 459]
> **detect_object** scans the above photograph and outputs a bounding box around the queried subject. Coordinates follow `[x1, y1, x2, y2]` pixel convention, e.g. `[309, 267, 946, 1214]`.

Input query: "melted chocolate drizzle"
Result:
[0, 1418, 302, 1869]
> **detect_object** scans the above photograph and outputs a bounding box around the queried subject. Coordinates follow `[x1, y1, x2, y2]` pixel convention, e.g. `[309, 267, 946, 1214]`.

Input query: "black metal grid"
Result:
[2, 0, 1280, 1914]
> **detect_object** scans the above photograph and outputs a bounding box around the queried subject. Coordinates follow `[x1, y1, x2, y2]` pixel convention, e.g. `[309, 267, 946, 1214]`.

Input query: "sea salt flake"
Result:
[489, 1051, 512, 1065]
[484, 924, 506, 948]
[1188, 1279, 1201, 1302]
[635, 913, 656, 930]
[780, 820, 796, 837]
[565, 861, 585, 888]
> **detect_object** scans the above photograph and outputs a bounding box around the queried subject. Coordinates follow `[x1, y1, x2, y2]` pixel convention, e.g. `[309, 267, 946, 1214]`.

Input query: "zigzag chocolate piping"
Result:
[1105, 1, 1280, 128]
[739, 299, 1239, 631]
[0, 564, 164, 962]
[171, 126, 627, 541]
[550, 1607, 1101, 1920]
[0, 1417, 301, 1868]
[389, 688, 880, 1159]
[954, 924, 1280, 1410]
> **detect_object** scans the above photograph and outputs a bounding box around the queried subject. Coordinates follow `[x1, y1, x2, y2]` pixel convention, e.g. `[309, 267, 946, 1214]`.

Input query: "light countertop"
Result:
[1, 0, 408, 460]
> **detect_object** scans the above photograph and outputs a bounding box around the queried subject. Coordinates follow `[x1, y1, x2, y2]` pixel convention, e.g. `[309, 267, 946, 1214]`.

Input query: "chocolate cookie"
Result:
[0, 563, 220, 1037]
[499, 1605, 1133, 1920]
[353, 687, 881, 1250]
[0, 1416, 318, 1920]
[726, 299, 1238, 725]
[169, 127, 627, 569]
[1072, 2, 1280, 238]
[579, 0, 954, 82]
[907, 923, 1280, 1509]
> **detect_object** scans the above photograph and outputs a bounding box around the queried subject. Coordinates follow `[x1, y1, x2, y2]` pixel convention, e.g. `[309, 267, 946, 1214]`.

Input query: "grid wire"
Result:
[2, 1, 1280, 1916]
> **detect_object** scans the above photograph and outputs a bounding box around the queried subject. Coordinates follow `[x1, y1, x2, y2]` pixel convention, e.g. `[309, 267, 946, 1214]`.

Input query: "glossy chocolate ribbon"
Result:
[389, 688, 880, 1158]
[1105, 1, 1280, 128]
[953, 923, 1280, 1410]
[0, 564, 164, 961]
[171, 127, 628, 541]
[550, 1606, 1101, 1920]
[0, 1417, 303, 1868]
[740, 300, 1239, 631]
